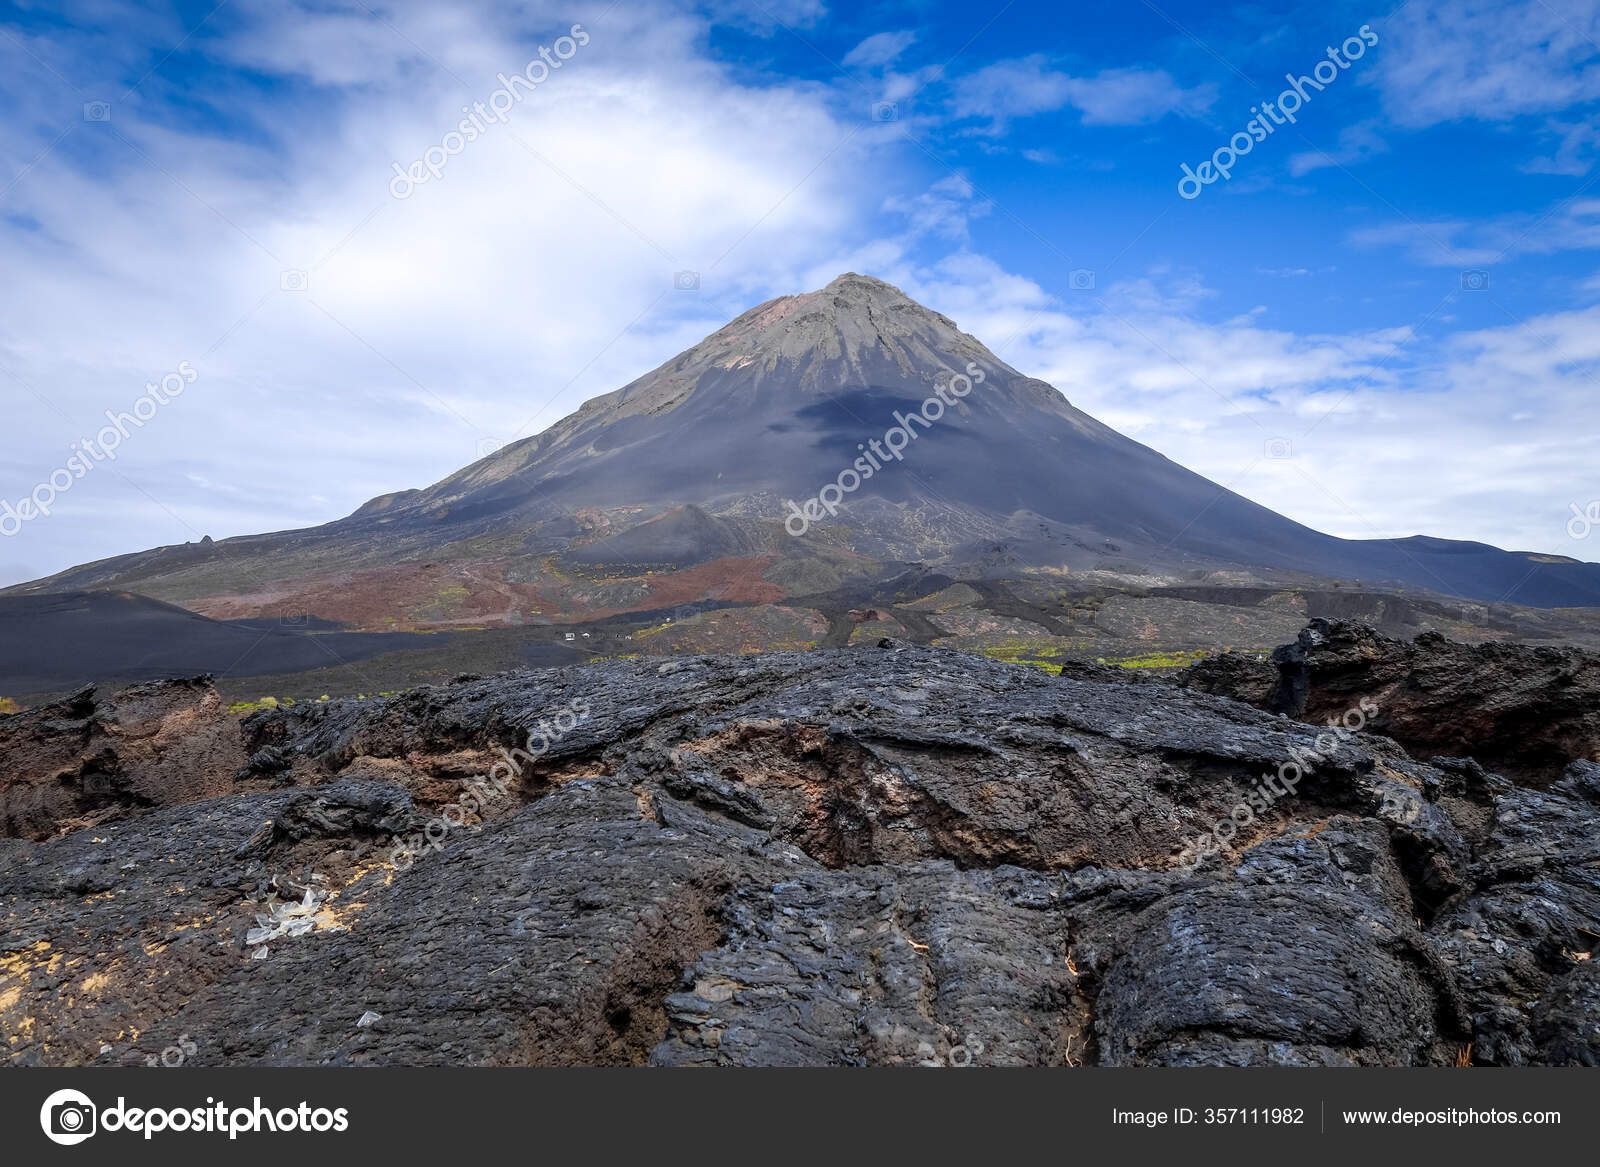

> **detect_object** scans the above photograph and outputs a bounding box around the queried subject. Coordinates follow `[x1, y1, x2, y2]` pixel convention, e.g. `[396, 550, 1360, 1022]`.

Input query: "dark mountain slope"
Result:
[8, 273, 1598, 610]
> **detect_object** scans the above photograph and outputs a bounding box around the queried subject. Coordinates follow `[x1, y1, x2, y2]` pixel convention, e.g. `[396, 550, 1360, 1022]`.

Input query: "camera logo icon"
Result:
[673, 270, 700, 291]
[1068, 268, 1096, 291]
[1265, 437, 1294, 460]
[871, 101, 899, 122]
[475, 436, 507, 460]
[1460, 269, 1490, 291]
[40, 1089, 97, 1145]
[83, 101, 111, 122]
[280, 269, 309, 293]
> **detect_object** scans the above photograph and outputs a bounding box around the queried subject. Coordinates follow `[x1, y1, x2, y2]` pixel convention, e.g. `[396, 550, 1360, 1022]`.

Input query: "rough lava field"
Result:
[3, 623, 1597, 1067]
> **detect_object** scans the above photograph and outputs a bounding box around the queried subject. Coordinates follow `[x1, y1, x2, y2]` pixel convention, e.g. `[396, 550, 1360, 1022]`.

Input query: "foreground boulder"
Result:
[0, 677, 246, 840]
[1178, 619, 1600, 783]
[1, 640, 1595, 1066]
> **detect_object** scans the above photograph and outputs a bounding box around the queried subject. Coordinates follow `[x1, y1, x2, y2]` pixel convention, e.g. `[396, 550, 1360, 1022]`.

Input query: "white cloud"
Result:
[1350, 199, 1600, 265]
[1522, 114, 1600, 175]
[844, 30, 916, 69]
[1288, 119, 1389, 176]
[951, 56, 1216, 132]
[881, 173, 990, 242]
[1059, 66, 1219, 126]
[704, 0, 827, 35]
[1364, 0, 1600, 176]
[1373, 0, 1600, 126]
[0, 0, 879, 584]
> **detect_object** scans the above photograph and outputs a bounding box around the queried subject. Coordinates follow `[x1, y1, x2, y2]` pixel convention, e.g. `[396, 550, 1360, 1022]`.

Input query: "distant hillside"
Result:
[0, 591, 466, 694]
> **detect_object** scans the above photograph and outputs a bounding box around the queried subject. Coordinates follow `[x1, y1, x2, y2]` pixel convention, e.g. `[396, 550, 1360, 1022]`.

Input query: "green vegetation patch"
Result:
[1105, 649, 1211, 670]
[976, 637, 1072, 671]
[229, 696, 291, 714]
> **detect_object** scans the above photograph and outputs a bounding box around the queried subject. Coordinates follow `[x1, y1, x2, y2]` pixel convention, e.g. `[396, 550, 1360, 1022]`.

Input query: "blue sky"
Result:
[2, 0, 1599, 587]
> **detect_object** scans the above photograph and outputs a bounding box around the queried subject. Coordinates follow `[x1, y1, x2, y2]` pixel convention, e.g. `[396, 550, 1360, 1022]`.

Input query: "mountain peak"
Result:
[819, 271, 907, 296]
[676, 272, 992, 393]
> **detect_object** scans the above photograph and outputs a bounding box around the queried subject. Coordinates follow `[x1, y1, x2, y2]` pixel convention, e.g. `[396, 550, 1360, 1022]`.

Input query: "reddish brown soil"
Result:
[610, 556, 785, 612]
[190, 561, 555, 630]
[186, 555, 785, 632]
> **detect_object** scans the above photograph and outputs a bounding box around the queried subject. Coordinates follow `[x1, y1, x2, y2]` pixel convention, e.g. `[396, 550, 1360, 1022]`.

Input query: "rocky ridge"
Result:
[1, 630, 1597, 1067]
[1178, 618, 1600, 783]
